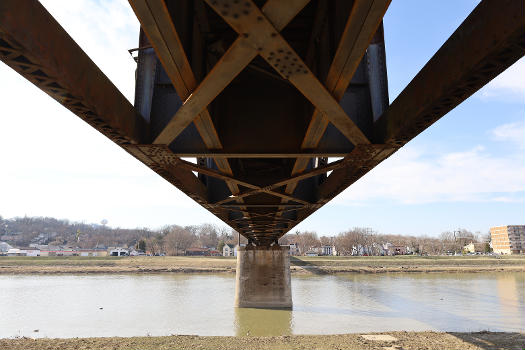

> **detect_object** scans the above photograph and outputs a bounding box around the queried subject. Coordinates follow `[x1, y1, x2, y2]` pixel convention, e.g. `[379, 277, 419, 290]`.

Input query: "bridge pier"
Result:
[234, 245, 292, 309]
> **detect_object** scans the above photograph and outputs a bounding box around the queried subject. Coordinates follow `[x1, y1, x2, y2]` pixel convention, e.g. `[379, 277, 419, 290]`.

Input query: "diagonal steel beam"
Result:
[214, 158, 347, 205]
[0, 0, 148, 146]
[374, 0, 525, 146]
[129, 0, 247, 217]
[285, 0, 390, 194]
[153, 0, 310, 145]
[286, 0, 525, 234]
[172, 157, 313, 206]
[204, 0, 369, 146]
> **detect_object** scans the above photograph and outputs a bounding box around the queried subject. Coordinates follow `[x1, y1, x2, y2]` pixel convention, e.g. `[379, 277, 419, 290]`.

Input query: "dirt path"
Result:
[1, 332, 523, 350]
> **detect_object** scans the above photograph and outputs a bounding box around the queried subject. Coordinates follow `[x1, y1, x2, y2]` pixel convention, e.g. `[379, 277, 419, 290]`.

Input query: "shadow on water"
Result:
[234, 307, 292, 336]
[448, 332, 525, 350]
[290, 256, 327, 275]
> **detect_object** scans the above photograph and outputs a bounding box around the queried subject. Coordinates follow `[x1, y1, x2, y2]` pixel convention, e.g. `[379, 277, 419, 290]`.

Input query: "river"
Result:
[0, 272, 523, 338]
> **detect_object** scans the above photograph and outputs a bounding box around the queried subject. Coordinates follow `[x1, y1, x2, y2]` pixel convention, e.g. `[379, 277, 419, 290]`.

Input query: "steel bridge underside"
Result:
[0, 0, 523, 246]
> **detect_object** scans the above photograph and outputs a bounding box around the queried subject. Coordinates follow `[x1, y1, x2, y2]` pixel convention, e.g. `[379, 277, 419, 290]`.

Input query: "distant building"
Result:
[233, 244, 246, 257]
[19, 247, 40, 256]
[384, 243, 407, 256]
[79, 249, 107, 257]
[305, 250, 318, 256]
[223, 244, 235, 257]
[7, 248, 24, 256]
[463, 242, 487, 254]
[109, 248, 129, 256]
[490, 225, 525, 254]
[185, 247, 209, 256]
[0, 242, 13, 253]
[288, 243, 300, 256]
[321, 245, 337, 256]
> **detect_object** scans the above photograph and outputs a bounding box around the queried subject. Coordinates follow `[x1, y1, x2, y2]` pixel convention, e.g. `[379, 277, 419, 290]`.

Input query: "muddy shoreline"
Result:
[0, 265, 523, 274]
[1, 332, 523, 350]
[1, 255, 523, 275]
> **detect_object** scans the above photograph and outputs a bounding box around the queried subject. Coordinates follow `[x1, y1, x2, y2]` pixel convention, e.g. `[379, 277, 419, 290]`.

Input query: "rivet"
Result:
[271, 33, 277, 37]
[257, 16, 263, 21]
[233, 13, 239, 18]
[242, 33, 249, 38]
[257, 47, 263, 51]
[244, 1, 251, 7]
[303, 70, 307, 73]
[276, 58, 280, 62]
[221, 11, 228, 16]
[223, 3, 229, 8]
[278, 49, 284, 53]
[284, 56, 289, 60]
[287, 51, 292, 55]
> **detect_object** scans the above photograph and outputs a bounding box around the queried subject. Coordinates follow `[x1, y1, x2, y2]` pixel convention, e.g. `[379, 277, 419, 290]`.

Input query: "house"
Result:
[321, 245, 337, 256]
[286, 243, 300, 256]
[109, 248, 129, 256]
[463, 242, 487, 254]
[383, 243, 407, 256]
[7, 248, 24, 256]
[223, 244, 235, 257]
[0, 242, 13, 254]
[233, 244, 246, 257]
[19, 247, 40, 256]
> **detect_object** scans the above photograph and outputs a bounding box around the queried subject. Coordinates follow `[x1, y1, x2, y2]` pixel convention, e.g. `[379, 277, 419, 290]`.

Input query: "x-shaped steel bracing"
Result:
[131, 0, 389, 242]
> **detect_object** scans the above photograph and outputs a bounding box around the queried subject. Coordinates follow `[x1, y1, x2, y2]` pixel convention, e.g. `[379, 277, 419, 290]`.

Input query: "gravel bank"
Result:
[1, 332, 523, 350]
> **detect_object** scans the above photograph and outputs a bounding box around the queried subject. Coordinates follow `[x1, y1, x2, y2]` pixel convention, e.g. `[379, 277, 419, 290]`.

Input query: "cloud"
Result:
[0, 1, 218, 228]
[40, 0, 140, 102]
[479, 58, 525, 102]
[491, 120, 525, 149]
[335, 131, 525, 205]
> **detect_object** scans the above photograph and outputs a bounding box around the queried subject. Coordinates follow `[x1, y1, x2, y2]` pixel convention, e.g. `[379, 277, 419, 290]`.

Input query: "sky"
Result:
[0, 0, 523, 236]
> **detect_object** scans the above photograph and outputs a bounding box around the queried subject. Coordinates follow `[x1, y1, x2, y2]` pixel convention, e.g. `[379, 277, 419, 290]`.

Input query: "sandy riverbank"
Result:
[1, 332, 523, 350]
[0, 255, 523, 274]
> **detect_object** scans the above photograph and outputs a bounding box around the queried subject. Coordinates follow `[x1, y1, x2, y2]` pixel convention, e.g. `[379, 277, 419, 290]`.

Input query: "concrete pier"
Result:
[234, 245, 292, 309]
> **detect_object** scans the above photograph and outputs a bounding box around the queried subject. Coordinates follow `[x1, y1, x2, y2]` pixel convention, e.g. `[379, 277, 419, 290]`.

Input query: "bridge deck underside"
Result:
[0, 0, 523, 246]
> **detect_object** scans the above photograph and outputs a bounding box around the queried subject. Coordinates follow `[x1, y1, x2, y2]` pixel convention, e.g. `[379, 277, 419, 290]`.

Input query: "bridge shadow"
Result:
[447, 332, 525, 350]
[290, 256, 327, 275]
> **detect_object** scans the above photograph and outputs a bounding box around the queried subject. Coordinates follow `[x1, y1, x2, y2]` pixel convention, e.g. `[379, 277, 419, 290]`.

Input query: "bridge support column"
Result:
[234, 245, 292, 309]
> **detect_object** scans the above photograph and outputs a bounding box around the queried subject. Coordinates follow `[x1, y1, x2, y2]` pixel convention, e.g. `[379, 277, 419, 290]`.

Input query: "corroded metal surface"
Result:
[1, 0, 523, 246]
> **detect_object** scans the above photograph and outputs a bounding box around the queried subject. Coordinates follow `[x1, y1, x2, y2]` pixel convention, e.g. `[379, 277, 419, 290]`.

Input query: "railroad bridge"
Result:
[1, 0, 523, 308]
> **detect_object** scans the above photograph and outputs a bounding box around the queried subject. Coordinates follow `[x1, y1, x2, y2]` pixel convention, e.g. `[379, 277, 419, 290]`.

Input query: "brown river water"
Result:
[0, 272, 523, 338]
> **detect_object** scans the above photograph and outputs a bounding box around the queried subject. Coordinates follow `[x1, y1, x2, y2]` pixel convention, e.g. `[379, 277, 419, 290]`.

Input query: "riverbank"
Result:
[0, 255, 523, 274]
[1, 332, 523, 350]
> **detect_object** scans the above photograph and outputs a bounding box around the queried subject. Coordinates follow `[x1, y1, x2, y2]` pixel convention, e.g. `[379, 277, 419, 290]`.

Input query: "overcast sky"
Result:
[0, 0, 523, 236]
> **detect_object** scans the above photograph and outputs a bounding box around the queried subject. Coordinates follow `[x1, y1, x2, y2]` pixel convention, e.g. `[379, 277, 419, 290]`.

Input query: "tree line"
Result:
[1, 215, 489, 255]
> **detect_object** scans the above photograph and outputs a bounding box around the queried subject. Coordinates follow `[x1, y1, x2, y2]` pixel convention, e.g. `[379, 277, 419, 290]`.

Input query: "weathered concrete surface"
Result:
[234, 246, 292, 308]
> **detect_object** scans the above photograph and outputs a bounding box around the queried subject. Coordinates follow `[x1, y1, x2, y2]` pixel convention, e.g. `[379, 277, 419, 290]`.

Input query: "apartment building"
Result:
[490, 225, 525, 254]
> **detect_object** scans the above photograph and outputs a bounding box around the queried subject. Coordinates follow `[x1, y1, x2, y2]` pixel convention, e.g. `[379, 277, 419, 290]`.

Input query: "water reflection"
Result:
[0, 272, 523, 338]
[235, 307, 292, 336]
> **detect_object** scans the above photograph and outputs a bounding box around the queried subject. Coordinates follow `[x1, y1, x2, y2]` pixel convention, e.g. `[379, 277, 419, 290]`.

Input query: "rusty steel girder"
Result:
[1, 0, 523, 246]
